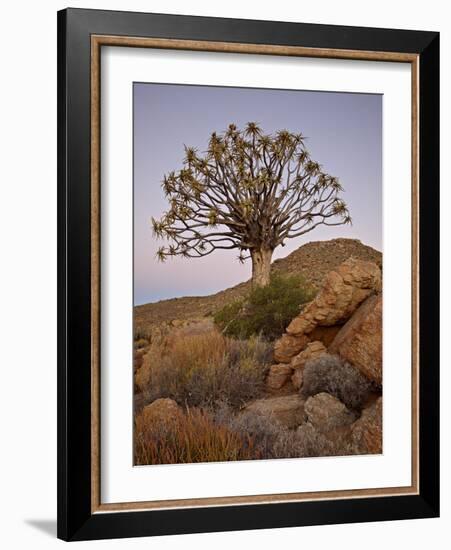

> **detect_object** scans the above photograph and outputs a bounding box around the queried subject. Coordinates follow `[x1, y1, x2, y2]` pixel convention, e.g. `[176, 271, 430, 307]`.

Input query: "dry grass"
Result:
[134, 407, 259, 465]
[134, 325, 152, 342]
[136, 331, 272, 409]
[134, 399, 356, 465]
[134, 335, 363, 465]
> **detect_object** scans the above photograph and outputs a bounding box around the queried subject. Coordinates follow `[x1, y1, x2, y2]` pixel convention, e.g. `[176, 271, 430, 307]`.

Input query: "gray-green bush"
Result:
[301, 353, 374, 410]
[214, 401, 354, 459]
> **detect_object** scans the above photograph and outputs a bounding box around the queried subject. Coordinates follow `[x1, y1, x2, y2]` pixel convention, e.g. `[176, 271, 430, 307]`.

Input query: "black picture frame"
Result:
[57, 7, 439, 542]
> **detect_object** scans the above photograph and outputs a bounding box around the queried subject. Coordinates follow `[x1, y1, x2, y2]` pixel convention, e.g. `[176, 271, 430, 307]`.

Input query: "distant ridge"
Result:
[134, 238, 382, 330]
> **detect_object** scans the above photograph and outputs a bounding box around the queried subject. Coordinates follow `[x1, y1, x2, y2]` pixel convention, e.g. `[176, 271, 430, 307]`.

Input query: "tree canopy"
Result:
[151, 122, 351, 286]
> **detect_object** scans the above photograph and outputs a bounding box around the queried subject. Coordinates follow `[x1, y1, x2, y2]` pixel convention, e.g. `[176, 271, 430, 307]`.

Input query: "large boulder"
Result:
[330, 294, 382, 384]
[291, 369, 304, 391]
[286, 258, 381, 336]
[244, 395, 307, 429]
[291, 341, 327, 370]
[138, 398, 182, 429]
[290, 341, 327, 390]
[266, 364, 293, 390]
[273, 333, 310, 363]
[307, 325, 343, 347]
[351, 397, 382, 454]
[304, 392, 357, 432]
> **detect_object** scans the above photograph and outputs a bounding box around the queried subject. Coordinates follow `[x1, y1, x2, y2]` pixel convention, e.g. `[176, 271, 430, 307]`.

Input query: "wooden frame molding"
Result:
[90, 34, 420, 515]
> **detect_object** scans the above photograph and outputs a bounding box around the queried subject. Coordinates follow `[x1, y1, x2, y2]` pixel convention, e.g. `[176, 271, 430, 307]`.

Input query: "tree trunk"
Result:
[251, 248, 273, 288]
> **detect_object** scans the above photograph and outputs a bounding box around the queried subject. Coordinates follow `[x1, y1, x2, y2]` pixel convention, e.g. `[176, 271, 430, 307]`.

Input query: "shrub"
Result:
[273, 423, 354, 458]
[134, 407, 260, 465]
[134, 396, 357, 465]
[214, 401, 353, 460]
[134, 338, 149, 350]
[301, 353, 373, 410]
[214, 274, 315, 340]
[134, 325, 152, 342]
[141, 331, 272, 409]
[214, 401, 280, 457]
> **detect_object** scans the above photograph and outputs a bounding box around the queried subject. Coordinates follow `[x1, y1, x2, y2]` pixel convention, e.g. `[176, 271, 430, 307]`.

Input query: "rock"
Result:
[244, 395, 307, 429]
[273, 333, 310, 363]
[339, 258, 382, 291]
[308, 325, 342, 347]
[291, 369, 304, 390]
[351, 397, 382, 454]
[286, 258, 382, 336]
[291, 341, 327, 371]
[330, 294, 382, 384]
[304, 392, 356, 432]
[139, 398, 182, 428]
[266, 364, 293, 390]
[170, 319, 186, 328]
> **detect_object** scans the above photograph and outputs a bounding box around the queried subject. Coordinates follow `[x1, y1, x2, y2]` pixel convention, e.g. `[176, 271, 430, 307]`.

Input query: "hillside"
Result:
[134, 238, 382, 332]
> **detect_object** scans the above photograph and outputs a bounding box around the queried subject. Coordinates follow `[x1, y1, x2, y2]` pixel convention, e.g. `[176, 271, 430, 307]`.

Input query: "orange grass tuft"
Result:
[134, 407, 260, 465]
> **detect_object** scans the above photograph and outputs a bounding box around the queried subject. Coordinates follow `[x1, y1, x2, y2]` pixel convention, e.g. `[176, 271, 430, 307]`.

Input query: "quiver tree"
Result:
[152, 122, 352, 287]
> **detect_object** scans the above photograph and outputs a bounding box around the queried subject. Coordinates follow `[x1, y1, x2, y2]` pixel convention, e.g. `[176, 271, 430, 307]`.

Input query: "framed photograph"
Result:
[57, 8, 439, 541]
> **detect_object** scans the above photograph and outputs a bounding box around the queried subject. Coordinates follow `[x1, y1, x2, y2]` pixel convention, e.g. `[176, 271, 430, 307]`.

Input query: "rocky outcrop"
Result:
[291, 341, 327, 370]
[290, 341, 327, 389]
[274, 333, 310, 363]
[307, 325, 343, 348]
[244, 395, 307, 429]
[330, 294, 382, 385]
[269, 258, 382, 392]
[266, 364, 293, 390]
[244, 256, 383, 457]
[286, 258, 381, 336]
[305, 392, 357, 432]
[291, 369, 304, 391]
[268, 341, 328, 391]
[351, 397, 382, 454]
